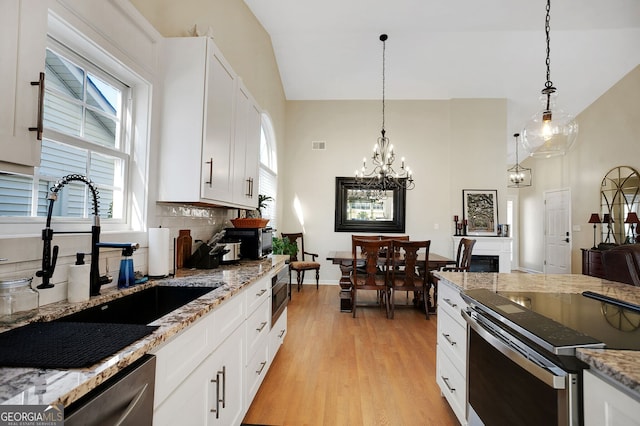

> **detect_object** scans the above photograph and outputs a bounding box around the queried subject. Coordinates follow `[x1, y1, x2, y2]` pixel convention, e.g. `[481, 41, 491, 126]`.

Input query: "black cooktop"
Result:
[463, 289, 640, 351]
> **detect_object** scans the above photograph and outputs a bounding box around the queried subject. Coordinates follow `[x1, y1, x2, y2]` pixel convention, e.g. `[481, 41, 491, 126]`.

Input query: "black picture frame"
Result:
[334, 177, 406, 233]
[462, 189, 498, 236]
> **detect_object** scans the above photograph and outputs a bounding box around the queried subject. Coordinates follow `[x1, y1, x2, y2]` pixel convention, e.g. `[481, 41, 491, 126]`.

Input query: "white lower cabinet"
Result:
[583, 369, 640, 426]
[435, 278, 468, 425]
[153, 325, 244, 426]
[269, 307, 287, 364]
[152, 267, 285, 425]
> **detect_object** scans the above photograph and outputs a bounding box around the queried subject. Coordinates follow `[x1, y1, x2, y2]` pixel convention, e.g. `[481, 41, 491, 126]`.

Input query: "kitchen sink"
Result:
[56, 285, 219, 325]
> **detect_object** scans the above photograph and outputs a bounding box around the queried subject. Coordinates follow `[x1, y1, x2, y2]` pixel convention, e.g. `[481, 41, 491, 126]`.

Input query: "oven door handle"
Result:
[462, 309, 567, 389]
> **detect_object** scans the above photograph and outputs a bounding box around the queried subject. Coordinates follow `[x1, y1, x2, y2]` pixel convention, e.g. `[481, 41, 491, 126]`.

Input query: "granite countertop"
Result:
[434, 272, 640, 398]
[0, 255, 288, 407]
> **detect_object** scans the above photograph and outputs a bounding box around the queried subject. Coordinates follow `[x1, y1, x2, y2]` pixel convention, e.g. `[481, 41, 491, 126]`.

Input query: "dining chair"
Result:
[431, 238, 476, 311]
[389, 240, 431, 319]
[281, 233, 320, 296]
[351, 238, 393, 318]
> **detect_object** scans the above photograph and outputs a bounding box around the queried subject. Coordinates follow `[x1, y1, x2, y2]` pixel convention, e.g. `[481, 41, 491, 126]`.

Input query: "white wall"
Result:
[281, 98, 508, 283]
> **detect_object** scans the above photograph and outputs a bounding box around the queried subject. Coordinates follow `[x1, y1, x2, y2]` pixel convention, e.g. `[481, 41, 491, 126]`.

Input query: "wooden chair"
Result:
[351, 238, 392, 318]
[431, 238, 476, 311]
[389, 240, 431, 319]
[281, 233, 320, 297]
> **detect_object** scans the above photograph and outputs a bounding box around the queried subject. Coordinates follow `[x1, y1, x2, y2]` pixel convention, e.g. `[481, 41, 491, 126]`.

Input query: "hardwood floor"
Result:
[243, 285, 460, 426]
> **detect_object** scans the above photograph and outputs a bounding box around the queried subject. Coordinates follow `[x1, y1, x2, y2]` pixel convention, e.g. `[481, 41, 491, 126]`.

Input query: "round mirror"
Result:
[601, 166, 640, 244]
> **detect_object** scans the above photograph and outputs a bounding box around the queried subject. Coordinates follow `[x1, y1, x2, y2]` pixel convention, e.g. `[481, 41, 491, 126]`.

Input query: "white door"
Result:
[544, 189, 571, 274]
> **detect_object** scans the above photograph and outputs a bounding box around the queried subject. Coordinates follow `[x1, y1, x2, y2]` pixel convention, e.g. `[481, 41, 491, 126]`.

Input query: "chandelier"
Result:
[522, 0, 578, 158]
[507, 133, 532, 188]
[355, 34, 414, 193]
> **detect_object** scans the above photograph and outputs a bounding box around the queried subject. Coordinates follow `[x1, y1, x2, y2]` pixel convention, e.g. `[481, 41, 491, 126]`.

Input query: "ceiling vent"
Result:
[311, 141, 326, 151]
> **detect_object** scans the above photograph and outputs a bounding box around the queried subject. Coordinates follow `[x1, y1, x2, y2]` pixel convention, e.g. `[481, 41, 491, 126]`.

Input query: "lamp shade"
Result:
[588, 213, 601, 224]
[625, 212, 640, 224]
[602, 213, 613, 223]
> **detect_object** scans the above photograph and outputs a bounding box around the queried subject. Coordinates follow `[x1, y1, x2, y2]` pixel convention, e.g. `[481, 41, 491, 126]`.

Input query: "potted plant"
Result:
[257, 194, 274, 218]
[272, 236, 298, 259]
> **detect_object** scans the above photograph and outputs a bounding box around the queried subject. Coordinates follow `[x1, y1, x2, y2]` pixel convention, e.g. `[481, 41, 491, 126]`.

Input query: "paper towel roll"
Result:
[149, 227, 170, 277]
[68, 264, 90, 303]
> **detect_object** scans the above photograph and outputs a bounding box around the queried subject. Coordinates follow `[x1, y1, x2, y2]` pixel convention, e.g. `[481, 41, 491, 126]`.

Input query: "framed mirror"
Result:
[334, 177, 406, 233]
[601, 166, 640, 244]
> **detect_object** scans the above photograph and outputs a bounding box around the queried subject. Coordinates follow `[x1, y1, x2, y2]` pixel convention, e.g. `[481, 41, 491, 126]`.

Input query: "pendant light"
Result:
[507, 133, 532, 188]
[355, 34, 414, 194]
[522, 0, 578, 158]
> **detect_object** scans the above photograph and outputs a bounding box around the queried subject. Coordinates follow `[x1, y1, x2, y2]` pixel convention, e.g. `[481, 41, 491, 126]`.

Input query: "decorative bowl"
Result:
[230, 218, 270, 228]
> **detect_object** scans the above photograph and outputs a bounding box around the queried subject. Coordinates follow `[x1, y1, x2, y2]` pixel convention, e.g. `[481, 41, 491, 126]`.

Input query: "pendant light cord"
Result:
[380, 34, 387, 135]
[544, 0, 553, 89]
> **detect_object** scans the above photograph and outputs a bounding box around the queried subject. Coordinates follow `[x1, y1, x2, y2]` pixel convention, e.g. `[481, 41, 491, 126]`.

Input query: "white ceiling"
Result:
[243, 0, 640, 160]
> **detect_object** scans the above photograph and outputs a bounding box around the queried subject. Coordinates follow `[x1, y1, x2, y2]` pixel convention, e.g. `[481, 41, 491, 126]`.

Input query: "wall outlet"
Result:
[434, 223, 440, 230]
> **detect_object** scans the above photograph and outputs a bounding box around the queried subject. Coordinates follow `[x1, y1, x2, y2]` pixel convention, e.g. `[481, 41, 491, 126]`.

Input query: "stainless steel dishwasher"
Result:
[65, 354, 156, 425]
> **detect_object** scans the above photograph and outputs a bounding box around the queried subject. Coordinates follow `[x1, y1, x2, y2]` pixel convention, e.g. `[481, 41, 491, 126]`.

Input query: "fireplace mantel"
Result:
[452, 236, 512, 273]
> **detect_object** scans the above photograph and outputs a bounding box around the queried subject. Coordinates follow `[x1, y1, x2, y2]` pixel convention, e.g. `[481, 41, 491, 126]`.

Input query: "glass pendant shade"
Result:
[522, 92, 578, 158]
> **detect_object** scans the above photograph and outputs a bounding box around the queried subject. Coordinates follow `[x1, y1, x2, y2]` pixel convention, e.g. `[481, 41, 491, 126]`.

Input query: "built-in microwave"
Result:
[224, 227, 273, 259]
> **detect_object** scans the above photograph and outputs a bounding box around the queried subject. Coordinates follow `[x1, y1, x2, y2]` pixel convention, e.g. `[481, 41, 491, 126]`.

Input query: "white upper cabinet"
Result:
[0, 0, 47, 173]
[232, 81, 261, 208]
[158, 36, 261, 209]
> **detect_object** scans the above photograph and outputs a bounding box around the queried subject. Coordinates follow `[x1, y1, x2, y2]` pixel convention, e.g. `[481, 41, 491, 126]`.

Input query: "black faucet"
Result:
[36, 174, 137, 296]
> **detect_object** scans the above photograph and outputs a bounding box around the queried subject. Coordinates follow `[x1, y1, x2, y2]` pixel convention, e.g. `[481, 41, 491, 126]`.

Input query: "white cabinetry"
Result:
[436, 278, 468, 425]
[269, 307, 287, 364]
[0, 0, 47, 172]
[584, 369, 640, 426]
[152, 288, 245, 425]
[158, 36, 261, 209]
[232, 81, 261, 208]
[244, 275, 270, 407]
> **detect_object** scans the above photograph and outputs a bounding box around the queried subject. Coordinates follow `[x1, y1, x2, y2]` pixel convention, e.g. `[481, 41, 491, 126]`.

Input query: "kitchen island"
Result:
[433, 272, 640, 425]
[0, 255, 287, 410]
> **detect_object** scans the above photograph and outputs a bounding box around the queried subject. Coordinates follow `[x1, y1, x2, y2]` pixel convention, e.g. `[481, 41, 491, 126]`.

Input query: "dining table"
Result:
[326, 250, 454, 312]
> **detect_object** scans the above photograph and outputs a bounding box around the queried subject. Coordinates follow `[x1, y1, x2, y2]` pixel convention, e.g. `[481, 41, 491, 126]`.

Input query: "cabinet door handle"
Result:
[443, 298, 457, 309]
[28, 72, 45, 140]
[442, 333, 456, 346]
[256, 321, 267, 332]
[441, 376, 456, 393]
[210, 371, 220, 418]
[218, 366, 226, 409]
[278, 329, 286, 338]
[205, 158, 213, 186]
[256, 288, 267, 297]
[256, 361, 267, 375]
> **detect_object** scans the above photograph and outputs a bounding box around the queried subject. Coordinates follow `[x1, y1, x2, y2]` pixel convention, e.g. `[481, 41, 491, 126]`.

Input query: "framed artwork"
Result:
[334, 177, 406, 233]
[463, 189, 498, 236]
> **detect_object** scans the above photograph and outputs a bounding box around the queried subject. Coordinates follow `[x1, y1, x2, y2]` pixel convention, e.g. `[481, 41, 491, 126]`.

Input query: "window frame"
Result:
[0, 11, 151, 237]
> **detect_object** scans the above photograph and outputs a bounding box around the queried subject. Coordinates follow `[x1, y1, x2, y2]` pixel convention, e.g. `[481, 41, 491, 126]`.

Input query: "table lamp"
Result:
[588, 213, 601, 249]
[602, 213, 614, 243]
[624, 212, 640, 244]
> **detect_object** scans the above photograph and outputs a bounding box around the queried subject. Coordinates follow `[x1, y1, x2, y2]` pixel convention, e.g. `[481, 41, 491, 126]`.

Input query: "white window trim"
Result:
[0, 10, 152, 238]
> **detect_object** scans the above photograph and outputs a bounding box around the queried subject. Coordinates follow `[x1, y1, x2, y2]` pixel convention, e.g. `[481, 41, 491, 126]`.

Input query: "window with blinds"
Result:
[0, 38, 129, 219]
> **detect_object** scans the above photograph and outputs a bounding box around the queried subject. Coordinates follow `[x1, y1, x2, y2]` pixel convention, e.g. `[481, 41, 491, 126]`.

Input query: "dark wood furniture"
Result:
[389, 240, 431, 319]
[431, 237, 476, 311]
[581, 248, 606, 279]
[351, 238, 393, 318]
[281, 232, 320, 297]
[326, 250, 453, 312]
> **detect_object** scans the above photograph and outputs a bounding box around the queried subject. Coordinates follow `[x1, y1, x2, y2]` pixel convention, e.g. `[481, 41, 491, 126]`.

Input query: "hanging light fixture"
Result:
[507, 133, 532, 188]
[522, 0, 578, 158]
[355, 34, 414, 194]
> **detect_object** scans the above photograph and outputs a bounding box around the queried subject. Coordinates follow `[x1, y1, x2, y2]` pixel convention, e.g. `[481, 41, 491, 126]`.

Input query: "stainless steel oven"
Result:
[463, 307, 583, 425]
[271, 266, 288, 327]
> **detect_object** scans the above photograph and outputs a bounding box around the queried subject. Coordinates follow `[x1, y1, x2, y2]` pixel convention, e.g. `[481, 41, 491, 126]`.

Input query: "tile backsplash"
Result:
[0, 204, 238, 307]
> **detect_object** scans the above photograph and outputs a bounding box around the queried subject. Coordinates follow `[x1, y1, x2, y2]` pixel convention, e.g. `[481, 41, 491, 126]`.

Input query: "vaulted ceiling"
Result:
[243, 0, 640, 160]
